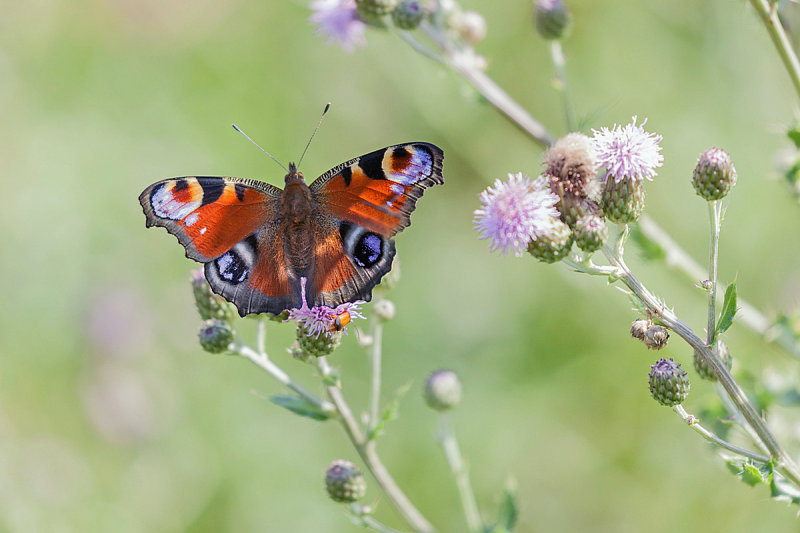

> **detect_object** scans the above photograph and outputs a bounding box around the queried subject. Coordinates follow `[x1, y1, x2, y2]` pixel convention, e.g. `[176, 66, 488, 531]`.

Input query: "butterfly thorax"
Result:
[281, 169, 315, 271]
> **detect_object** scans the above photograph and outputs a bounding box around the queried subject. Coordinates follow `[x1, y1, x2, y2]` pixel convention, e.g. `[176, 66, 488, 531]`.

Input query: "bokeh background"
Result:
[4, 0, 800, 531]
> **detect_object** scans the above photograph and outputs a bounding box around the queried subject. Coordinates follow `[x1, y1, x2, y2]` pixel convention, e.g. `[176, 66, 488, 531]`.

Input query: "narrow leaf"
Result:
[368, 382, 412, 441]
[270, 394, 332, 421]
[629, 224, 666, 261]
[716, 281, 738, 335]
[496, 485, 519, 531]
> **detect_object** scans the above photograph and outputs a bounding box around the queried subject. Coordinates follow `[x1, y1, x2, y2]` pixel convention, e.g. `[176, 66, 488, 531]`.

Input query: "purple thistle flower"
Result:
[592, 116, 664, 183]
[287, 277, 364, 338]
[473, 172, 560, 257]
[310, 0, 366, 53]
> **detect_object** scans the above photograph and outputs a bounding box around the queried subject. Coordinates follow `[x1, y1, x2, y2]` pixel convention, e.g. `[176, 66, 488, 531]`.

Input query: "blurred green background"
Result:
[3, 0, 800, 531]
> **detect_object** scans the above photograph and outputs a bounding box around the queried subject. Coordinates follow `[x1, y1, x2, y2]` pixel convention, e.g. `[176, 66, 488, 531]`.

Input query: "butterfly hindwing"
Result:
[309, 142, 444, 238]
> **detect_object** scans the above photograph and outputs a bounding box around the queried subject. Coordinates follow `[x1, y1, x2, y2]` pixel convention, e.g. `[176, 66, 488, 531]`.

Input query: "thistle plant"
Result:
[167, 0, 800, 531]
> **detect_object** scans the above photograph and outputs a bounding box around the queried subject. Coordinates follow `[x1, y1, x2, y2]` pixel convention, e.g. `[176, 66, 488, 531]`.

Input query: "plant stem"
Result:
[549, 40, 574, 131]
[601, 246, 800, 487]
[317, 358, 435, 533]
[256, 316, 267, 355]
[235, 343, 335, 414]
[437, 414, 482, 533]
[673, 405, 770, 463]
[706, 201, 722, 345]
[369, 312, 384, 434]
[749, 0, 800, 101]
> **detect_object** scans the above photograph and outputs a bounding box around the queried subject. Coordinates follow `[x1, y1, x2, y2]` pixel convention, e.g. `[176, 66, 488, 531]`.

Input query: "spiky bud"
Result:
[601, 175, 646, 223]
[630, 318, 649, 340]
[648, 358, 690, 406]
[573, 213, 608, 253]
[533, 0, 572, 40]
[527, 219, 573, 263]
[424, 369, 462, 411]
[356, 0, 396, 17]
[297, 325, 342, 357]
[392, 0, 425, 29]
[192, 269, 236, 321]
[373, 299, 395, 322]
[693, 341, 732, 381]
[325, 460, 367, 503]
[643, 325, 669, 350]
[198, 319, 234, 354]
[692, 148, 737, 201]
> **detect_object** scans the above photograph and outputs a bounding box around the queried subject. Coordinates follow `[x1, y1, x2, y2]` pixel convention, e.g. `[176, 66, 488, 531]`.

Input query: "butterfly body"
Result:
[140, 143, 444, 316]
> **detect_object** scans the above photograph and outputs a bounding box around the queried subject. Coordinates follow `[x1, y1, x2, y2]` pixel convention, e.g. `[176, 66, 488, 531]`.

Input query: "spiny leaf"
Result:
[629, 224, 665, 261]
[367, 382, 412, 442]
[726, 458, 768, 487]
[270, 394, 332, 421]
[716, 281, 738, 335]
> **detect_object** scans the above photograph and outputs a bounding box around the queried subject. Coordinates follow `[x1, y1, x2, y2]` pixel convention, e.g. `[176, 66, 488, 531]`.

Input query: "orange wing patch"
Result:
[312, 228, 357, 295]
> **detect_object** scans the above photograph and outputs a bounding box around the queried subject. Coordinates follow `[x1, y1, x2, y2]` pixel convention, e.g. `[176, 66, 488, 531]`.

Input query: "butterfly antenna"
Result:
[231, 124, 289, 173]
[297, 102, 331, 168]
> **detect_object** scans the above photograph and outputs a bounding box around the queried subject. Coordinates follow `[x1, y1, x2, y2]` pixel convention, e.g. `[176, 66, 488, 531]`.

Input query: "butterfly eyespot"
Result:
[353, 233, 383, 268]
[216, 252, 249, 283]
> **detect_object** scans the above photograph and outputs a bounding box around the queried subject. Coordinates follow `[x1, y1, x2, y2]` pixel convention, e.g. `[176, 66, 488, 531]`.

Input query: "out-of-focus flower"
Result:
[325, 460, 367, 503]
[310, 0, 367, 52]
[592, 116, 663, 182]
[474, 173, 560, 257]
[534, 0, 572, 40]
[287, 277, 364, 339]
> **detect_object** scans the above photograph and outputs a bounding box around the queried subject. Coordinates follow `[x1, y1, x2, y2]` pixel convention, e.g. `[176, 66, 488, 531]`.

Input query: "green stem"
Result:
[749, 0, 800, 101]
[438, 414, 482, 533]
[549, 40, 574, 131]
[673, 405, 770, 463]
[317, 358, 435, 533]
[369, 311, 384, 435]
[706, 201, 722, 345]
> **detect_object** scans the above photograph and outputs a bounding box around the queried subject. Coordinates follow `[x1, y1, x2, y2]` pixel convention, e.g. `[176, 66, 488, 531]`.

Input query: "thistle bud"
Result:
[601, 175, 646, 223]
[297, 325, 342, 357]
[198, 319, 234, 354]
[392, 0, 425, 29]
[527, 218, 573, 263]
[533, 0, 572, 40]
[573, 213, 608, 253]
[325, 460, 367, 503]
[692, 148, 737, 201]
[693, 340, 732, 381]
[356, 0, 396, 17]
[424, 369, 462, 411]
[648, 358, 690, 407]
[191, 269, 235, 321]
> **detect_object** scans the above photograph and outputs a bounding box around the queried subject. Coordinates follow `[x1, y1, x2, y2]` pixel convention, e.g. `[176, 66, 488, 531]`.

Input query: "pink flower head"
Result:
[287, 277, 365, 338]
[473, 172, 560, 257]
[310, 0, 366, 53]
[592, 116, 664, 183]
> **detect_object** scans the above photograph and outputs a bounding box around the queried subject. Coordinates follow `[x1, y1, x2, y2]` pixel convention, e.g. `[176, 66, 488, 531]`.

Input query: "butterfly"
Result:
[139, 142, 444, 316]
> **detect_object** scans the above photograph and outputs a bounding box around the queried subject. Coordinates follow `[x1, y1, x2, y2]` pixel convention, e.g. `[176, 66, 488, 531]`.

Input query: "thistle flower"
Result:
[592, 116, 664, 183]
[310, 0, 367, 52]
[474, 173, 560, 257]
[648, 358, 689, 407]
[287, 277, 364, 339]
[325, 460, 367, 503]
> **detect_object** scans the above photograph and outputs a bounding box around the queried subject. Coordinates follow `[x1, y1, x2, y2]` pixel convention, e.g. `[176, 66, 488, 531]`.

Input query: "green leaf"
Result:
[716, 281, 738, 335]
[629, 224, 666, 261]
[787, 127, 800, 148]
[496, 485, 519, 531]
[771, 474, 800, 505]
[726, 458, 768, 487]
[367, 382, 412, 442]
[270, 394, 332, 421]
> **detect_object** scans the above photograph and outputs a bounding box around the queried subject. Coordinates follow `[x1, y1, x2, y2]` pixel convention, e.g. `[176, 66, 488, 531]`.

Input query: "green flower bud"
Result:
[191, 269, 235, 321]
[601, 175, 646, 223]
[325, 460, 367, 503]
[527, 219, 573, 263]
[392, 0, 425, 29]
[692, 148, 737, 201]
[198, 319, 234, 354]
[356, 0, 396, 17]
[297, 325, 342, 357]
[534, 0, 572, 40]
[573, 213, 608, 253]
[693, 341, 732, 381]
[424, 369, 462, 411]
[648, 358, 690, 407]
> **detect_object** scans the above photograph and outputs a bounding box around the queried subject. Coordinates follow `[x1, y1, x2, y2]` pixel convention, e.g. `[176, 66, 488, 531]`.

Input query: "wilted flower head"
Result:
[474, 172, 560, 257]
[287, 277, 364, 338]
[310, 0, 367, 52]
[592, 116, 663, 183]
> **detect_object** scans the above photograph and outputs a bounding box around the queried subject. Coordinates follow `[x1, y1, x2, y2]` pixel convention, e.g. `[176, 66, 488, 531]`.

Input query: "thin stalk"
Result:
[601, 246, 800, 487]
[549, 40, 574, 131]
[749, 0, 800, 101]
[438, 414, 482, 533]
[317, 358, 435, 533]
[235, 344, 335, 414]
[706, 201, 722, 345]
[369, 315, 384, 435]
[256, 316, 267, 355]
[673, 405, 771, 463]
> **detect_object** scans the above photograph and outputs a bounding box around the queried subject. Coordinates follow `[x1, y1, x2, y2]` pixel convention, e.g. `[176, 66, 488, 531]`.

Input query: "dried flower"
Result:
[592, 116, 663, 183]
[474, 173, 560, 257]
[310, 0, 367, 52]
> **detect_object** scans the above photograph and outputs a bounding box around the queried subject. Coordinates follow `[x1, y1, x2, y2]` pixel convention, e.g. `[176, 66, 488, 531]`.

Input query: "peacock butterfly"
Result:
[139, 142, 444, 316]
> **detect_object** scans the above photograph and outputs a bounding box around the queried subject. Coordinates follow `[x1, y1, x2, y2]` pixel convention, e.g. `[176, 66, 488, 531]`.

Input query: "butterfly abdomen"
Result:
[281, 179, 316, 272]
